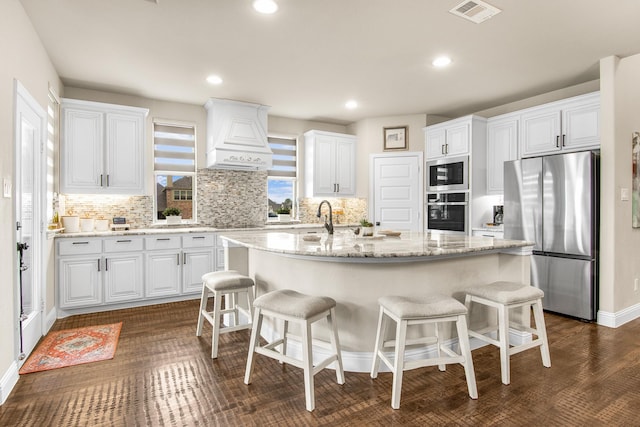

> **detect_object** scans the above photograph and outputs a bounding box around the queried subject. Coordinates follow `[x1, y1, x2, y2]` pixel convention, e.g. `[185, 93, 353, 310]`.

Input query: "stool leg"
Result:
[196, 286, 208, 336]
[327, 308, 345, 385]
[370, 306, 386, 379]
[211, 291, 223, 359]
[231, 292, 239, 327]
[532, 299, 551, 368]
[435, 322, 446, 372]
[498, 303, 510, 385]
[244, 307, 263, 385]
[246, 287, 255, 326]
[301, 320, 315, 412]
[391, 318, 407, 410]
[281, 319, 289, 360]
[455, 314, 478, 399]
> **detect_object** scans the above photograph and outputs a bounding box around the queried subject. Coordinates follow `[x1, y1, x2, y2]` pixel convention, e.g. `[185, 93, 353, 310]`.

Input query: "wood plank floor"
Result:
[1, 299, 639, 426]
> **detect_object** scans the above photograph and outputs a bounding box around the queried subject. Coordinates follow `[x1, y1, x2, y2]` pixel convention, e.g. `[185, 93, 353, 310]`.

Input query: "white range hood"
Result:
[205, 98, 272, 170]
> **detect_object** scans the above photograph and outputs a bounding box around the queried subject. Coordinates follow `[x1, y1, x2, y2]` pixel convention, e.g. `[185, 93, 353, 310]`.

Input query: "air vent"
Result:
[449, 0, 501, 24]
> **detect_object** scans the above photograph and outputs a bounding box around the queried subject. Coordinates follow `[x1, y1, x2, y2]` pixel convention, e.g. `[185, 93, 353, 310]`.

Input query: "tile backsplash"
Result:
[61, 168, 368, 228]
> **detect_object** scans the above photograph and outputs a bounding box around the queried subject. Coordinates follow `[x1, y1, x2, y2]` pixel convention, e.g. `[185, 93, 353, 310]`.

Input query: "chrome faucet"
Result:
[316, 200, 334, 235]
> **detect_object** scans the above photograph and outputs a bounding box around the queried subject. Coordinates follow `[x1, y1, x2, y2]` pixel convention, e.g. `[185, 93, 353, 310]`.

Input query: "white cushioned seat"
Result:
[464, 281, 544, 304]
[379, 294, 467, 319]
[253, 289, 336, 319]
[202, 270, 255, 291]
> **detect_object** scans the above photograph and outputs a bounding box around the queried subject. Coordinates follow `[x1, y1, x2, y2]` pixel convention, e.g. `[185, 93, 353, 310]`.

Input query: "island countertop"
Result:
[219, 229, 533, 262]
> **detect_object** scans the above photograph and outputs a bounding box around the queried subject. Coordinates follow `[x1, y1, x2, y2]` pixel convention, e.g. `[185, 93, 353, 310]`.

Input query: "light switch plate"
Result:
[3, 179, 11, 198]
[621, 187, 630, 201]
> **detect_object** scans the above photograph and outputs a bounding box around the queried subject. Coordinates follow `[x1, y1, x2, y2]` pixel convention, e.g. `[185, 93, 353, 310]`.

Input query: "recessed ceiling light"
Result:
[206, 75, 223, 85]
[345, 100, 358, 109]
[432, 56, 452, 68]
[253, 0, 278, 14]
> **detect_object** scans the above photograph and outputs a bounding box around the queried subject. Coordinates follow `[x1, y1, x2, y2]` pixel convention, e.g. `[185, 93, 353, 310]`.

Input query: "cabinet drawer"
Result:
[145, 236, 181, 250]
[57, 239, 102, 255]
[182, 234, 215, 248]
[104, 237, 144, 253]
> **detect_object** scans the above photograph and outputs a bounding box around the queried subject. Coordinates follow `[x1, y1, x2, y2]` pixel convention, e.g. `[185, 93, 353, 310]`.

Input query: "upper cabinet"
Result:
[61, 98, 149, 194]
[520, 92, 600, 157]
[424, 115, 487, 160]
[304, 130, 356, 197]
[486, 114, 519, 194]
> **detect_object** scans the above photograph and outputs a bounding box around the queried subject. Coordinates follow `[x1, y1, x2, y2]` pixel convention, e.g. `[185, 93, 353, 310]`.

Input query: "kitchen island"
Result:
[220, 229, 534, 372]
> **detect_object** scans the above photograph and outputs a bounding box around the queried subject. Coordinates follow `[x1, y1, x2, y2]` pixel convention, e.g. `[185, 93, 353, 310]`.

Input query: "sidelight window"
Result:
[267, 136, 297, 219]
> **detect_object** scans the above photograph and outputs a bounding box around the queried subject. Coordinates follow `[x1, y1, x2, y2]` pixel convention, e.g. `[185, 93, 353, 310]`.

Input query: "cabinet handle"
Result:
[562, 134, 566, 147]
[441, 144, 445, 155]
[97, 259, 101, 272]
[556, 135, 560, 148]
[107, 174, 110, 187]
[177, 254, 180, 265]
[72, 241, 90, 245]
[157, 238, 171, 241]
[183, 253, 187, 264]
[192, 236, 205, 240]
[105, 258, 109, 271]
[100, 174, 103, 186]
[336, 183, 340, 193]
[116, 239, 132, 243]
[445, 143, 449, 155]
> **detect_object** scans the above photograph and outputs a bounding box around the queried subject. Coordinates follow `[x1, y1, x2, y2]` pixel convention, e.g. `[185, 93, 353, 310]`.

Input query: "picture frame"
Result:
[383, 126, 408, 151]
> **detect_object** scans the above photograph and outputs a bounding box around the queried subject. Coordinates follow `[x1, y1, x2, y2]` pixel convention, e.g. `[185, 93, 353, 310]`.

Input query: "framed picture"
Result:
[383, 126, 408, 151]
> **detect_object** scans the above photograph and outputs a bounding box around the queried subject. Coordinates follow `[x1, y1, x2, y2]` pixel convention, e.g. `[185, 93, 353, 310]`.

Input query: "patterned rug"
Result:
[19, 322, 123, 374]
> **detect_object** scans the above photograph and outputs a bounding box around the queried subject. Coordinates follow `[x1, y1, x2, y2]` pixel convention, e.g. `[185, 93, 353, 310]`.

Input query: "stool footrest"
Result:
[469, 330, 500, 347]
[383, 336, 438, 348]
[509, 338, 544, 356]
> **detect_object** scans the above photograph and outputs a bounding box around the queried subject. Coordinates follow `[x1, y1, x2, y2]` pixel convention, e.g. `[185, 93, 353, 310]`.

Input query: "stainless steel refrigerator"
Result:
[504, 151, 599, 321]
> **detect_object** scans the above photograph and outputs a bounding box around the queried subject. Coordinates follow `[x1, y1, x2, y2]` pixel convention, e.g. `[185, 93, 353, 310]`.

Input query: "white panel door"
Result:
[105, 112, 144, 193]
[520, 107, 562, 156]
[145, 251, 181, 297]
[371, 153, 422, 231]
[334, 137, 355, 195]
[58, 257, 103, 308]
[445, 123, 470, 156]
[61, 108, 104, 191]
[104, 254, 144, 303]
[182, 249, 214, 293]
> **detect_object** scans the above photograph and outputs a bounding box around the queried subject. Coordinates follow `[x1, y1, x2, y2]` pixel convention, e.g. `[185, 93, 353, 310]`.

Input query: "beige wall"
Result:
[599, 54, 640, 313]
[0, 0, 62, 388]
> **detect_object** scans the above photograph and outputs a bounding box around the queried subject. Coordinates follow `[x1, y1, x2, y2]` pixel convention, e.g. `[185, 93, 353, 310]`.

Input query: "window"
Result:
[47, 87, 60, 224]
[267, 136, 297, 218]
[153, 121, 196, 222]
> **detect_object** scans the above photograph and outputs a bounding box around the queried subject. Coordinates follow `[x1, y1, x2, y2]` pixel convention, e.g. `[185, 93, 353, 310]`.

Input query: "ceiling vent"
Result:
[449, 0, 501, 24]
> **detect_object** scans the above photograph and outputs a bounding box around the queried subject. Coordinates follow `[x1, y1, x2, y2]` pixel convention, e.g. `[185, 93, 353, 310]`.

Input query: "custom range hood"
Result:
[205, 98, 272, 170]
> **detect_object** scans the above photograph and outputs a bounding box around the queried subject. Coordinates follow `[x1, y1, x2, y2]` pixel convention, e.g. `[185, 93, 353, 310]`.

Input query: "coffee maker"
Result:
[493, 205, 504, 225]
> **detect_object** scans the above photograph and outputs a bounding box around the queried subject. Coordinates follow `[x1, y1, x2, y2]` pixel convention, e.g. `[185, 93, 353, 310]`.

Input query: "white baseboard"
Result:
[597, 303, 640, 328]
[0, 361, 19, 405]
[45, 307, 57, 334]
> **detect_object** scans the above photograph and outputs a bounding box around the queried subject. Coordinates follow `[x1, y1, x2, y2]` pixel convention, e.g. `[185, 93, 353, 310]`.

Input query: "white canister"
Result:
[61, 216, 80, 233]
[80, 218, 95, 232]
[95, 219, 109, 231]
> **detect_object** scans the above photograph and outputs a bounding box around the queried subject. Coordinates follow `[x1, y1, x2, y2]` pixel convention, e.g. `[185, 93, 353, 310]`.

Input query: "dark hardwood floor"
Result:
[1, 299, 639, 426]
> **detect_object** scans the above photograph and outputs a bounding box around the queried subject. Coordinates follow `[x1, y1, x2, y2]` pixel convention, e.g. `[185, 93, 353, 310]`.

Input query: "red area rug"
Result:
[19, 322, 123, 374]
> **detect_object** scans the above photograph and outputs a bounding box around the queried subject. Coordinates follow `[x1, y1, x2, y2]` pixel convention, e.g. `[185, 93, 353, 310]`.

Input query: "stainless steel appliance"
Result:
[504, 151, 599, 320]
[426, 155, 469, 192]
[493, 205, 503, 225]
[426, 192, 468, 233]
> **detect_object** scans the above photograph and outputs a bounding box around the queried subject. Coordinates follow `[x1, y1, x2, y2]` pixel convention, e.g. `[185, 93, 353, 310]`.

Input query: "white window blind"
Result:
[268, 136, 297, 178]
[153, 122, 196, 173]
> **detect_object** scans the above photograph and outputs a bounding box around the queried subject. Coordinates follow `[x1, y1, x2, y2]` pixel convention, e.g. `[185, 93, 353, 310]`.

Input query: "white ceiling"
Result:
[20, 0, 640, 124]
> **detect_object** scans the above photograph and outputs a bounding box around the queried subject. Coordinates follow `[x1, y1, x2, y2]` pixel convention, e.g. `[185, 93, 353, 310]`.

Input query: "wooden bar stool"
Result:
[464, 281, 551, 385]
[244, 289, 345, 412]
[370, 294, 478, 409]
[196, 270, 255, 359]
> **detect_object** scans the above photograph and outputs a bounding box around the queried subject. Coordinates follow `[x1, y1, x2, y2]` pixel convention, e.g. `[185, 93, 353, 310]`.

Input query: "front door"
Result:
[371, 152, 423, 231]
[14, 80, 46, 363]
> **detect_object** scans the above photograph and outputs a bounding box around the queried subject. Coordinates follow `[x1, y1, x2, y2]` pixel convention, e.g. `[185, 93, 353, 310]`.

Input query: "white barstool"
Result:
[196, 270, 255, 359]
[370, 294, 478, 409]
[464, 281, 551, 385]
[244, 289, 345, 412]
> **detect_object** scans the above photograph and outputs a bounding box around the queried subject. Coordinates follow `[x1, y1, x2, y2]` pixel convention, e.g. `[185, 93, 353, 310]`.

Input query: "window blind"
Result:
[153, 122, 196, 173]
[268, 136, 296, 178]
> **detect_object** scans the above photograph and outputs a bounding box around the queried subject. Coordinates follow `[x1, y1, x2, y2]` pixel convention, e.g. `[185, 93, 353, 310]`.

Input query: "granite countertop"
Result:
[219, 230, 533, 260]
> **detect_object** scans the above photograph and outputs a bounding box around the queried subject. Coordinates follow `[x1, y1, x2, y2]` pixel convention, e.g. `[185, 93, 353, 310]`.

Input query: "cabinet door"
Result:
[61, 108, 104, 192]
[145, 251, 181, 297]
[520, 107, 562, 157]
[562, 100, 599, 150]
[334, 137, 355, 195]
[487, 117, 518, 194]
[104, 254, 144, 303]
[105, 112, 145, 194]
[312, 135, 337, 195]
[58, 256, 103, 308]
[445, 123, 470, 156]
[425, 128, 446, 159]
[182, 249, 214, 294]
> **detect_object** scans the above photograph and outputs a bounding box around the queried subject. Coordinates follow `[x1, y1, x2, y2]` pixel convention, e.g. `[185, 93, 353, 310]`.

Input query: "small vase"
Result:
[362, 226, 374, 236]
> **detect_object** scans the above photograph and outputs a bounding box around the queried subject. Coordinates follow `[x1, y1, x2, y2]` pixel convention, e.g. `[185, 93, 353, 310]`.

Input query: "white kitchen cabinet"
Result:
[182, 234, 216, 294]
[520, 92, 599, 157]
[57, 239, 103, 309]
[103, 237, 144, 303]
[61, 98, 148, 194]
[486, 115, 519, 194]
[424, 117, 473, 160]
[144, 236, 182, 298]
[304, 130, 356, 197]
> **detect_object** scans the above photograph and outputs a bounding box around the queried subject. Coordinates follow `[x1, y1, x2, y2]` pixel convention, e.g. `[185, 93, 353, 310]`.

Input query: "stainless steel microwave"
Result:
[425, 155, 469, 192]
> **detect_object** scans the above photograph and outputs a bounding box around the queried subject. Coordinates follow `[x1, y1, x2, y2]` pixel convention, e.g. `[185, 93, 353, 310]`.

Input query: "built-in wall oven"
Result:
[426, 192, 468, 234]
[426, 155, 469, 192]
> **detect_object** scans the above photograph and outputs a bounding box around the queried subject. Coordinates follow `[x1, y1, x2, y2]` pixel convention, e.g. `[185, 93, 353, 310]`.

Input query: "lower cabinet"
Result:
[56, 232, 220, 313]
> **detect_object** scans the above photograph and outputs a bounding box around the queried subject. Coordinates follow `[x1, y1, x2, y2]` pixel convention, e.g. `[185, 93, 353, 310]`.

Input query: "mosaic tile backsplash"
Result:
[61, 169, 368, 229]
